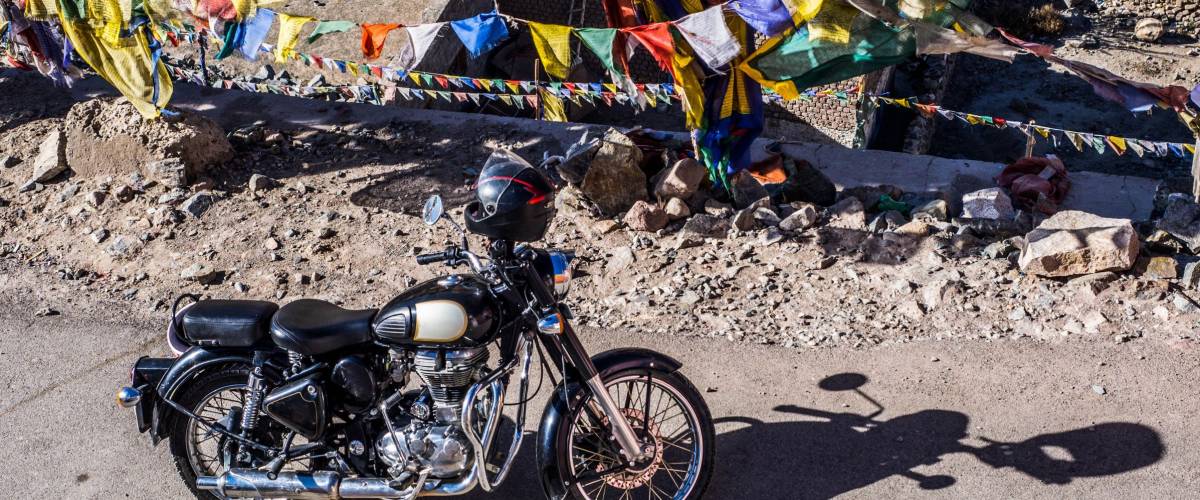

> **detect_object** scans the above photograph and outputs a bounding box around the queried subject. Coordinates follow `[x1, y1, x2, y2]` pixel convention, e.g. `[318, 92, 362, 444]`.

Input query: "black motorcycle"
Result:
[116, 151, 715, 499]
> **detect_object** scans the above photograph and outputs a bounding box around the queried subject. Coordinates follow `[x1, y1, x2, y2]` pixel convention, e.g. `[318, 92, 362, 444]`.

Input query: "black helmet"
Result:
[465, 151, 556, 242]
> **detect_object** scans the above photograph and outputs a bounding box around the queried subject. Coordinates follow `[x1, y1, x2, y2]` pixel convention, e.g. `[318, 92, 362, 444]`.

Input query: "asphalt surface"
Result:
[0, 304, 1197, 499]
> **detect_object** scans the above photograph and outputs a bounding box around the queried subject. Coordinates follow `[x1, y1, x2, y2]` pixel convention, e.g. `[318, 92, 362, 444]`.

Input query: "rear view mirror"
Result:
[422, 195, 444, 226]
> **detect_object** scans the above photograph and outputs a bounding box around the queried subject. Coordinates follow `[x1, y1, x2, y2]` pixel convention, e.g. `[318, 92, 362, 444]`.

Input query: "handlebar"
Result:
[415, 251, 453, 265]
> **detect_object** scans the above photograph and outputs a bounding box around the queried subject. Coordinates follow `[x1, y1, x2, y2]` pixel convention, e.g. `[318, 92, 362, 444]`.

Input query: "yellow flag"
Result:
[539, 88, 568, 122]
[56, 15, 173, 119]
[529, 22, 573, 80]
[808, 1, 858, 44]
[782, 0, 823, 24]
[275, 13, 315, 63]
[671, 43, 705, 129]
[1107, 136, 1127, 155]
[965, 114, 982, 125]
[1185, 143, 1196, 155]
[24, 0, 57, 20]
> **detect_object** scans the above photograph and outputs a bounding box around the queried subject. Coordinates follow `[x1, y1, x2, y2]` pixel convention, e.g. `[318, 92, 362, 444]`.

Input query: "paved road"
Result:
[1, 306, 1196, 499]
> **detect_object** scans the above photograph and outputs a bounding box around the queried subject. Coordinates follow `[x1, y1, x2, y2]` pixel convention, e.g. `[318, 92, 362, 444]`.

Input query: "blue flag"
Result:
[450, 11, 509, 58]
[240, 10, 276, 61]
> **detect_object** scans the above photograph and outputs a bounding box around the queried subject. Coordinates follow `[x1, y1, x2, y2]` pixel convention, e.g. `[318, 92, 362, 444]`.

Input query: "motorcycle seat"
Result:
[181, 300, 279, 348]
[270, 299, 377, 356]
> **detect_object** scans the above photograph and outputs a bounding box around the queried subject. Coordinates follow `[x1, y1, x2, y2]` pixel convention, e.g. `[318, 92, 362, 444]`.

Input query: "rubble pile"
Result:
[1, 122, 1198, 352]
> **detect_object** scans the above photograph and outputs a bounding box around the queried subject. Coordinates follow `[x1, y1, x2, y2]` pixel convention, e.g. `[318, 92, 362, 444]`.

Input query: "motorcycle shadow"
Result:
[705, 373, 1165, 500]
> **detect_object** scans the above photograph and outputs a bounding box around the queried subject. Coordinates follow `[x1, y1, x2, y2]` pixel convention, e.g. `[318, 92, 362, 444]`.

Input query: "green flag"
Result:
[574, 28, 618, 75]
[306, 20, 357, 44]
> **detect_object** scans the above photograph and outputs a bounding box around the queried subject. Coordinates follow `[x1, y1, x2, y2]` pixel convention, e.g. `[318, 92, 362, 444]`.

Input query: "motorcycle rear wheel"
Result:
[546, 367, 714, 500]
[167, 368, 251, 499]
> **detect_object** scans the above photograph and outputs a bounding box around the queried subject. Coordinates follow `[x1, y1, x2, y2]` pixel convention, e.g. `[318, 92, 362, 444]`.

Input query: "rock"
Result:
[248, 174, 277, 192]
[580, 129, 646, 216]
[1068, 272, 1118, 299]
[895, 220, 932, 236]
[828, 197, 866, 230]
[1091, 385, 1106, 396]
[90, 228, 110, 244]
[85, 190, 107, 207]
[912, 199, 949, 222]
[147, 158, 189, 188]
[731, 207, 757, 232]
[114, 185, 136, 202]
[181, 263, 223, 285]
[317, 227, 337, 239]
[703, 199, 733, 217]
[623, 200, 668, 232]
[1008, 306, 1028, 321]
[1018, 211, 1139, 277]
[779, 203, 819, 231]
[654, 158, 706, 200]
[868, 210, 906, 233]
[28, 129, 68, 185]
[961, 188, 1014, 220]
[1134, 18, 1164, 42]
[609, 246, 636, 271]
[1135, 255, 1179, 279]
[107, 236, 133, 257]
[0, 155, 18, 168]
[982, 239, 1019, 259]
[1082, 310, 1108, 334]
[681, 214, 729, 238]
[233, 282, 250, 293]
[263, 237, 281, 250]
[1157, 197, 1200, 253]
[157, 189, 188, 205]
[1182, 262, 1200, 290]
[730, 171, 768, 209]
[664, 197, 691, 221]
[753, 207, 781, 227]
[679, 290, 702, 306]
[35, 307, 59, 317]
[1173, 294, 1199, 313]
[897, 300, 926, 320]
[63, 100, 232, 180]
[761, 227, 785, 245]
[182, 192, 216, 218]
[920, 280, 959, 311]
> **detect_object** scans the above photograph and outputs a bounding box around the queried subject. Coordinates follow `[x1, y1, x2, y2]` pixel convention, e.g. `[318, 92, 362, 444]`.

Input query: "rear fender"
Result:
[536, 348, 682, 499]
[149, 347, 255, 443]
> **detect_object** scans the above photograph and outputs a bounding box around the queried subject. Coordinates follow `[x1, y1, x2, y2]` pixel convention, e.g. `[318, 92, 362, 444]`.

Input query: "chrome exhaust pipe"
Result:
[197, 470, 412, 499]
[197, 467, 479, 499]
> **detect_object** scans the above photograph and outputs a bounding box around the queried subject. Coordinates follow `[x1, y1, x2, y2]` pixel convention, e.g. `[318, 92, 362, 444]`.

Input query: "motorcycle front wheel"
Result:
[544, 367, 715, 500]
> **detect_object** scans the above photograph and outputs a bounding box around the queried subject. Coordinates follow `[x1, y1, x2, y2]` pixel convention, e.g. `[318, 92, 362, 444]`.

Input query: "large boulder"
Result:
[1018, 211, 1140, 277]
[729, 170, 769, 209]
[580, 128, 647, 216]
[654, 158, 706, 200]
[62, 99, 233, 181]
[623, 200, 668, 232]
[28, 129, 69, 185]
[1135, 18, 1164, 42]
[961, 188, 1015, 220]
[1157, 197, 1200, 253]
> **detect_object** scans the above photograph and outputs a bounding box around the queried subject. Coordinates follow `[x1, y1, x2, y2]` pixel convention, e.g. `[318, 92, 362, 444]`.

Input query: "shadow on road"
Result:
[464, 371, 1164, 499]
[707, 372, 1164, 499]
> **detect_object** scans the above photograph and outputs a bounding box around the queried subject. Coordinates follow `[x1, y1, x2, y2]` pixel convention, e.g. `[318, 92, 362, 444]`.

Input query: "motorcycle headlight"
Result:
[547, 251, 573, 298]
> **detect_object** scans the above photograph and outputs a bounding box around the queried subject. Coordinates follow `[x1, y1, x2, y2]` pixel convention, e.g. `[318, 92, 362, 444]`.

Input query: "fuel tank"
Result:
[372, 274, 500, 347]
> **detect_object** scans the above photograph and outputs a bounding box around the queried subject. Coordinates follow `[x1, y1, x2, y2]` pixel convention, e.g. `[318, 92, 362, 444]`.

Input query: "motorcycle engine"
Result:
[375, 347, 488, 479]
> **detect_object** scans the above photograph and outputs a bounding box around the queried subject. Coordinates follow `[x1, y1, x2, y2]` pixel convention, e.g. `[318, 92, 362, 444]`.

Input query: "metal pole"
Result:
[533, 59, 543, 121]
[1192, 137, 1200, 202]
[1024, 119, 1037, 158]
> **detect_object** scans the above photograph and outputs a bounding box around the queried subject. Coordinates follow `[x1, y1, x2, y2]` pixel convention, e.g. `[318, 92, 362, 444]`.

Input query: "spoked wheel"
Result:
[167, 368, 303, 499]
[547, 368, 714, 500]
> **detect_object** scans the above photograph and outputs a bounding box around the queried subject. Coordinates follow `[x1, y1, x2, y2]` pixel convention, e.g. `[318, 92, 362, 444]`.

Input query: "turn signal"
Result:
[116, 386, 142, 408]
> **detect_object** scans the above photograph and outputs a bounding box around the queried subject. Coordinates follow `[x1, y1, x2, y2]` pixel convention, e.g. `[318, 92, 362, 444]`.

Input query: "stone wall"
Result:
[1100, 0, 1200, 36]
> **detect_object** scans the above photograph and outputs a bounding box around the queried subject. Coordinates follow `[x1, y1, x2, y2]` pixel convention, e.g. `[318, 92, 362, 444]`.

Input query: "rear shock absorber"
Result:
[236, 353, 270, 462]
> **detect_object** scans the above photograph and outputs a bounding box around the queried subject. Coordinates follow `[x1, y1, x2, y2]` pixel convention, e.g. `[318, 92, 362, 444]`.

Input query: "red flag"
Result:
[434, 75, 450, 88]
[621, 23, 675, 73]
[361, 23, 402, 60]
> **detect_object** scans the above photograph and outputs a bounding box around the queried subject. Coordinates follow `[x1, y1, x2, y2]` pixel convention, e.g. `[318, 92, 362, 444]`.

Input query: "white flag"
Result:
[673, 6, 740, 70]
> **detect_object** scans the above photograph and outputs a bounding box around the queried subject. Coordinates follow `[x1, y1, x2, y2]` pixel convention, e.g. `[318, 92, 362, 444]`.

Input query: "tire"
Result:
[167, 367, 250, 500]
[543, 367, 715, 500]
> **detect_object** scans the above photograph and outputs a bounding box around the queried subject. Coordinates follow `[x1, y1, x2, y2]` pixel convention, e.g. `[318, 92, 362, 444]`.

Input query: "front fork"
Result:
[545, 321, 649, 464]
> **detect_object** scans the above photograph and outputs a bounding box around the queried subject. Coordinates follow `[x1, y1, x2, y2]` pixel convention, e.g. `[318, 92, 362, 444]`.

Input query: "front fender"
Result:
[536, 348, 682, 499]
[149, 347, 254, 443]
